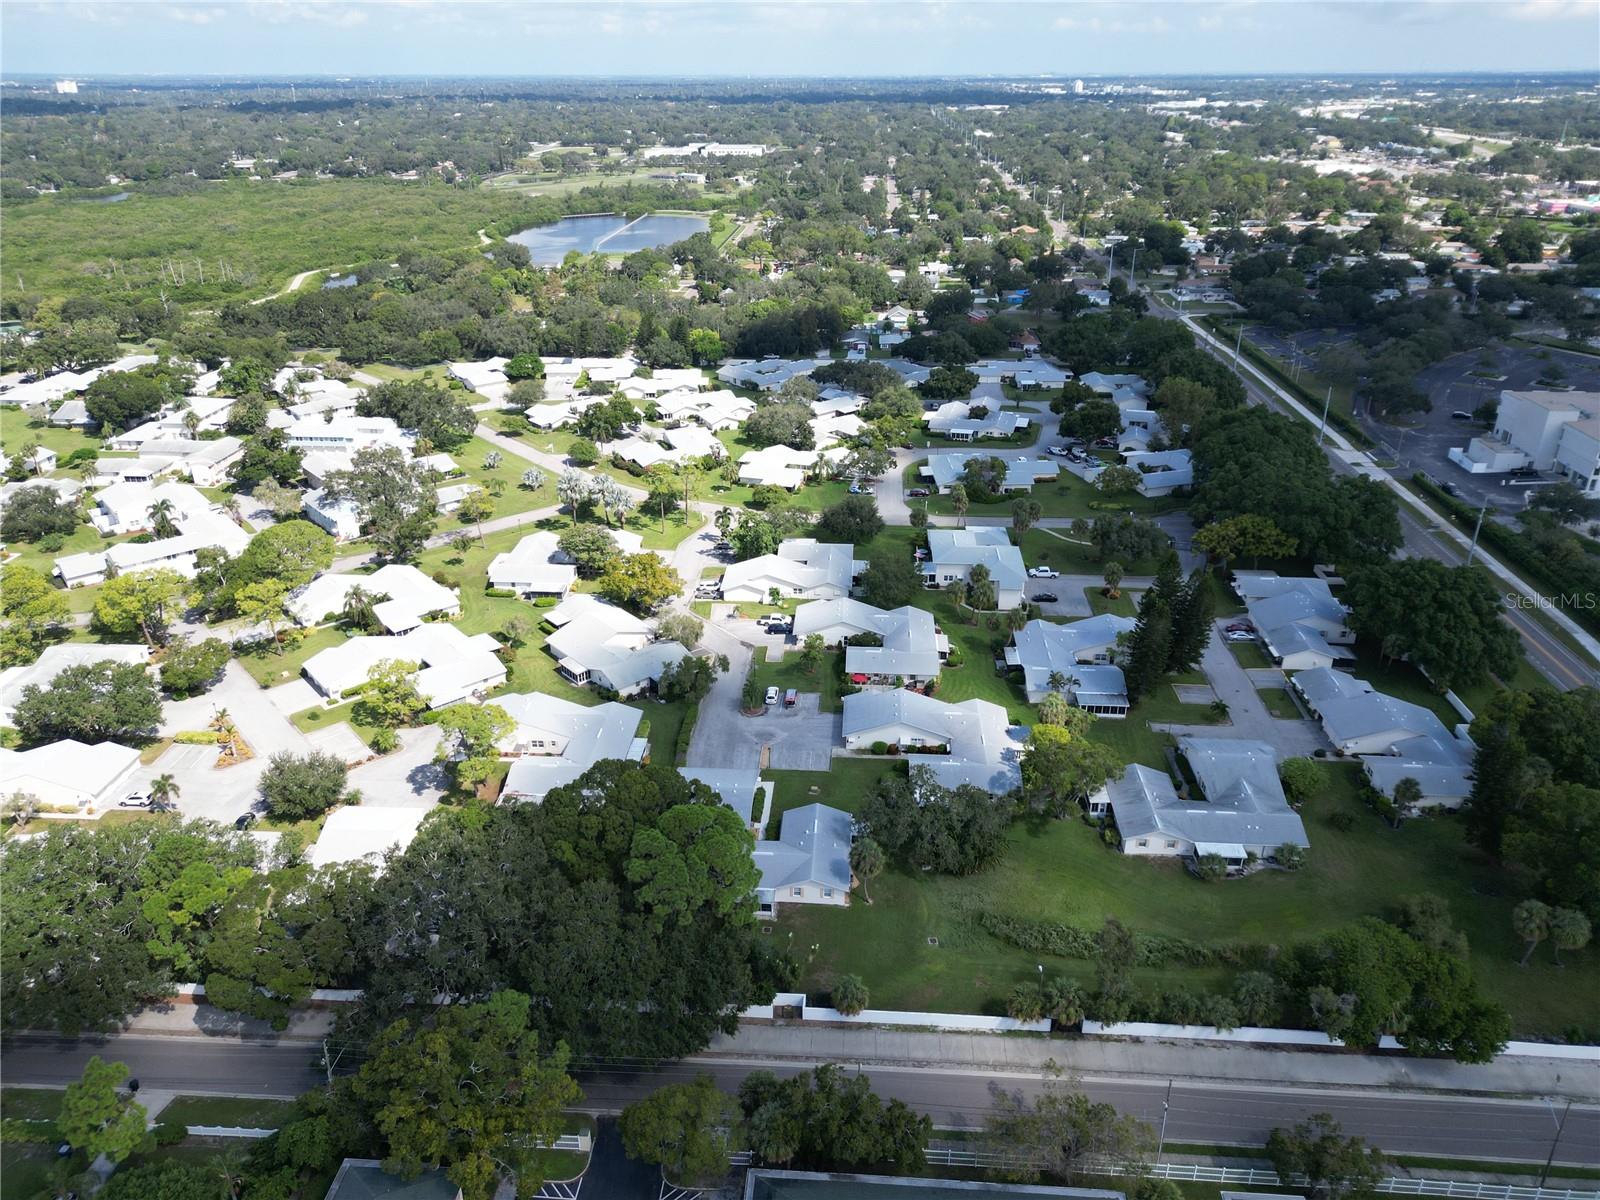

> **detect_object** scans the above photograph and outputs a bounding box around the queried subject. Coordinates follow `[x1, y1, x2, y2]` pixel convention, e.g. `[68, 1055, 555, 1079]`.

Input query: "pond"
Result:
[507, 212, 709, 266]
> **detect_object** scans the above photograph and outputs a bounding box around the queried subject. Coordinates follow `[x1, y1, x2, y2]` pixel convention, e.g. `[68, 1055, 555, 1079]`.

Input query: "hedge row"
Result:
[979, 911, 1254, 968]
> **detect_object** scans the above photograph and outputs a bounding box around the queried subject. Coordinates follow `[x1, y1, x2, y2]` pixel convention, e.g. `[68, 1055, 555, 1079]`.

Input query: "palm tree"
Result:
[1513, 898, 1552, 967]
[147, 498, 179, 539]
[1549, 907, 1591, 967]
[486, 477, 507, 499]
[149, 773, 180, 810]
[850, 837, 885, 904]
[1102, 561, 1125, 599]
[182, 409, 201, 438]
[949, 482, 969, 528]
[342, 585, 381, 632]
[1046, 670, 1069, 692]
[520, 467, 546, 491]
[557, 469, 591, 523]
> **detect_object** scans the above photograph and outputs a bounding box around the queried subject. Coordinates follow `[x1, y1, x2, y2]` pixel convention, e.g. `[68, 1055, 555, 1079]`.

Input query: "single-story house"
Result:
[287, 565, 460, 630]
[655, 388, 753, 430]
[736, 444, 846, 490]
[1, 446, 58, 475]
[487, 531, 579, 598]
[842, 690, 1027, 793]
[842, 605, 948, 685]
[921, 451, 1059, 495]
[921, 527, 1027, 610]
[496, 693, 648, 801]
[617, 368, 707, 401]
[1006, 614, 1137, 699]
[301, 623, 506, 709]
[0, 477, 80, 513]
[1089, 738, 1310, 864]
[811, 412, 865, 450]
[925, 399, 1030, 442]
[752, 802, 853, 913]
[301, 489, 364, 541]
[1123, 449, 1193, 497]
[542, 593, 689, 697]
[1064, 664, 1130, 718]
[323, 1160, 461, 1200]
[0, 739, 142, 811]
[679, 766, 766, 826]
[664, 425, 726, 460]
[722, 539, 864, 602]
[307, 807, 430, 871]
[447, 357, 511, 402]
[970, 358, 1071, 389]
[0, 643, 150, 727]
[435, 482, 482, 514]
[716, 357, 830, 391]
[56, 481, 249, 587]
[49, 399, 94, 429]
[1081, 372, 1150, 398]
[1292, 669, 1470, 777]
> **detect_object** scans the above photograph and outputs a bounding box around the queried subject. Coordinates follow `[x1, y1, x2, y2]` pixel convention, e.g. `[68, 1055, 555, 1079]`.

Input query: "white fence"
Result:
[917, 1152, 1595, 1200]
[187, 1126, 276, 1139]
[739, 993, 1048, 1033]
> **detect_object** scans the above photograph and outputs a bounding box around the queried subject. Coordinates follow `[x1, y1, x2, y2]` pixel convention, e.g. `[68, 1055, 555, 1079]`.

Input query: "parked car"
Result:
[848, 483, 865, 494]
[119, 792, 151, 809]
[1451, 410, 1473, 420]
[1225, 621, 1253, 633]
[1225, 631, 1256, 643]
[234, 812, 257, 830]
[783, 688, 798, 708]
[1048, 445, 1072, 457]
[1028, 566, 1059, 579]
[764, 686, 780, 706]
[1092, 437, 1117, 449]
[906, 487, 930, 497]
[1034, 591, 1059, 603]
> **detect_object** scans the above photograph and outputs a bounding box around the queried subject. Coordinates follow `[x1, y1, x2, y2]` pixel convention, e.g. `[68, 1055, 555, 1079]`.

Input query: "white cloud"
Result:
[1505, 0, 1598, 19]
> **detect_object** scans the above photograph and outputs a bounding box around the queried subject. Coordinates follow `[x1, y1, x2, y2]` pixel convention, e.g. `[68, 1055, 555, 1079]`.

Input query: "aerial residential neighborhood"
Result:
[0, 10, 1597, 1200]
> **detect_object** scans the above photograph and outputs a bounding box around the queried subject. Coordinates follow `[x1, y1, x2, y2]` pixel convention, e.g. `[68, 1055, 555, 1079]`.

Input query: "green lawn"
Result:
[632, 698, 690, 766]
[777, 760, 1600, 1034]
[236, 625, 350, 690]
[1085, 587, 1137, 617]
[1344, 638, 1464, 728]
[290, 702, 380, 748]
[356, 362, 451, 385]
[157, 1095, 299, 1129]
[0, 417, 104, 464]
[1, 1144, 73, 1200]
[764, 759, 904, 835]
[1256, 686, 1301, 719]
[1, 1088, 63, 1122]
[919, 460, 1180, 521]
[1228, 640, 1274, 669]
[623, 505, 703, 550]
[1015, 527, 1168, 578]
[748, 648, 845, 713]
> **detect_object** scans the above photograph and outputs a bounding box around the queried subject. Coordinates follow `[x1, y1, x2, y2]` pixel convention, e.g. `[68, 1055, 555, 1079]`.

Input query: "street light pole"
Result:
[1540, 1100, 1572, 1187]
[1467, 498, 1490, 566]
[1157, 1080, 1174, 1163]
[1318, 386, 1333, 445]
[1233, 324, 1243, 366]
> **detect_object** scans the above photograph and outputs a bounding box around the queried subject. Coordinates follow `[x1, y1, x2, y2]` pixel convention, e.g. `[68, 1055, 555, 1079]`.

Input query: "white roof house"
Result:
[302, 624, 505, 709]
[307, 806, 430, 870]
[0, 477, 80, 513]
[663, 425, 726, 459]
[542, 594, 688, 698]
[1124, 449, 1194, 497]
[925, 392, 1030, 442]
[736, 444, 844, 490]
[287, 565, 460, 631]
[447, 357, 510, 395]
[1081, 372, 1150, 398]
[839, 605, 948, 684]
[1, 446, 59, 475]
[842, 691, 1026, 793]
[618, 368, 708, 400]
[275, 415, 412, 454]
[1292, 669, 1472, 790]
[0, 643, 150, 727]
[286, 382, 364, 422]
[722, 539, 864, 602]
[435, 482, 482, 513]
[655, 388, 753, 430]
[1238, 576, 1355, 671]
[487, 531, 579, 598]
[1091, 739, 1310, 863]
[921, 451, 1059, 495]
[752, 802, 853, 911]
[0, 739, 142, 810]
[540, 355, 640, 392]
[679, 766, 766, 825]
[496, 693, 648, 802]
[56, 481, 249, 588]
[523, 396, 605, 430]
[921, 527, 1028, 610]
[810, 413, 866, 450]
[301, 489, 364, 542]
[716, 357, 830, 391]
[970, 359, 1071, 389]
[1006, 615, 1138, 700]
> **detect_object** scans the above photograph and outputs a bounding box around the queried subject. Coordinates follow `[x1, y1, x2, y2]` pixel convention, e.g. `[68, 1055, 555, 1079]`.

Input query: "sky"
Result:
[2, 0, 1597, 78]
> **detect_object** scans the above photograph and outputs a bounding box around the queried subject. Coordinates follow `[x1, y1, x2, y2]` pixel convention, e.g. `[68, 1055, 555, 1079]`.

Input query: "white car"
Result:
[1224, 631, 1256, 643]
[119, 792, 152, 809]
[1048, 445, 1072, 457]
[1028, 566, 1059, 579]
[764, 686, 780, 706]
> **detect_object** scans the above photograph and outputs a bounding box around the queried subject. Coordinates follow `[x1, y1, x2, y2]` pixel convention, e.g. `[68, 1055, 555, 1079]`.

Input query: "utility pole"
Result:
[1233, 324, 1243, 366]
[1466, 498, 1490, 566]
[1540, 1100, 1572, 1187]
[1128, 247, 1139, 287]
[1318, 386, 1333, 445]
[1157, 1080, 1174, 1163]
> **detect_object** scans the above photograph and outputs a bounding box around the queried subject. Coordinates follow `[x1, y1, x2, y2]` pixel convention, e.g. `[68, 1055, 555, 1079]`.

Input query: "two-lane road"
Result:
[4, 1035, 1597, 1165]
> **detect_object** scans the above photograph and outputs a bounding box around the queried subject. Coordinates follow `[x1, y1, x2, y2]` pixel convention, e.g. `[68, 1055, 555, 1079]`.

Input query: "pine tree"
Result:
[1123, 588, 1172, 704]
[1167, 568, 1215, 672]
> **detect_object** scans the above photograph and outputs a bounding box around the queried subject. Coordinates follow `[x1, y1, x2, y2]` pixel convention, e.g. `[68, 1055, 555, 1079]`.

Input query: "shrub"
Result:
[674, 702, 699, 766]
[432, 571, 457, 587]
[977, 911, 1246, 967]
[832, 974, 869, 1016]
[484, 587, 515, 598]
[1328, 811, 1356, 832]
[1194, 853, 1228, 882]
[1007, 982, 1046, 1022]
[871, 740, 889, 755]
[174, 730, 222, 744]
[1274, 842, 1307, 870]
[151, 1121, 188, 1146]
[369, 727, 398, 754]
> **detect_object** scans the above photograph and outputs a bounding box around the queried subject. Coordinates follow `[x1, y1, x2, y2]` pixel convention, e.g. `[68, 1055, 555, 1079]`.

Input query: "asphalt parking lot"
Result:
[687, 688, 840, 771]
[1371, 343, 1600, 513]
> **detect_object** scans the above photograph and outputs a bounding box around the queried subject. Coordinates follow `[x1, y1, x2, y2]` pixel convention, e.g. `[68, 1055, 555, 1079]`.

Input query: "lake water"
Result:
[507, 212, 709, 266]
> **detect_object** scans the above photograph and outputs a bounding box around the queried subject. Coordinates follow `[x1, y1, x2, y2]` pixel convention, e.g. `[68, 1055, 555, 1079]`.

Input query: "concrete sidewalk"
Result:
[696, 1023, 1599, 1101]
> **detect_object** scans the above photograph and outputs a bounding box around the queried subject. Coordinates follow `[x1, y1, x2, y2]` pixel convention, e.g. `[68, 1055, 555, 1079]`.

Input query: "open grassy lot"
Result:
[749, 647, 845, 713]
[1256, 686, 1301, 719]
[918, 460, 1181, 521]
[1, 1088, 63, 1122]
[623, 505, 703, 551]
[0, 415, 105, 464]
[1015, 526, 1168, 578]
[445, 434, 557, 522]
[236, 624, 349, 689]
[1, 1144, 70, 1200]
[764, 758, 903, 834]
[1227, 639, 1274, 669]
[776, 759, 1600, 1034]
[158, 1095, 299, 1129]
[4, 179, 546, 306]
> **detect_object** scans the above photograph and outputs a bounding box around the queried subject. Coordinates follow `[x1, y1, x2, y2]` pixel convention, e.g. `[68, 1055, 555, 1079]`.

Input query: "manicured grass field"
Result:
[919, 460, 1180, 521]
[1255, 686, 1301, 719]
[748, 647, 845, 713]
[157, 1095, 300, 1129]
[764, 758, 903, 835]
[1227, 639, 1274, 669]
[1015, 527, 1168, 578]
[1, 1087, 63, 1122]
[1085, 587, 1137, 617]
[776, 760, 1600, 1034]
[236, 624, 350, 690]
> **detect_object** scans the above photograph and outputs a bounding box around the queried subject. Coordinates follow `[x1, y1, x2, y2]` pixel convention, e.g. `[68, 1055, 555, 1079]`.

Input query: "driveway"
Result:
[1151, 621, 1328, 758]
[347, 726, 447, 806]
[161, 662, 312, 759]
[685, 621, 839, 771]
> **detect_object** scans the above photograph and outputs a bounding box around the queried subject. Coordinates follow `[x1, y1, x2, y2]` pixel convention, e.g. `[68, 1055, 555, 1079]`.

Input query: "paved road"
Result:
[1146, 300, 1600, 690]
[1153, 622, 1328, 756]
[4, 1035, 1595, 1164]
